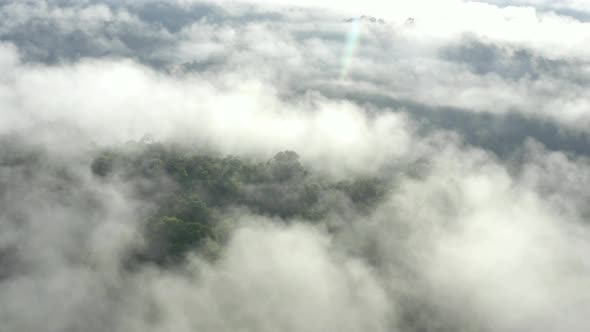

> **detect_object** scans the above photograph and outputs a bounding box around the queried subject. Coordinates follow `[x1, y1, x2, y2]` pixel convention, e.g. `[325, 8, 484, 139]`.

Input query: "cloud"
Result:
[480, 0, 590, 21]
[0, 52, 413, 176]
[2, 0, 590, 133]
[1, 1, 590, 332]
[122, 221, 391, 332]
[337, 142, 590, 331]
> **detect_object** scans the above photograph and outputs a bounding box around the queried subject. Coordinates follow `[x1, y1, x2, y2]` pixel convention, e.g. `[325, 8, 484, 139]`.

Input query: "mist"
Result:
[1, 1, 589, 331]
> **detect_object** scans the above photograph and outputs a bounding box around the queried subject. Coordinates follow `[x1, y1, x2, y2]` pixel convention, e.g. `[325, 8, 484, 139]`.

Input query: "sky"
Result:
[0, 0, 589, 331]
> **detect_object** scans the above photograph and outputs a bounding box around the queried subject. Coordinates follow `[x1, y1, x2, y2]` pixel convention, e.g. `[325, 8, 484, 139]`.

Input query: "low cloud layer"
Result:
[0, 1, 589, 332]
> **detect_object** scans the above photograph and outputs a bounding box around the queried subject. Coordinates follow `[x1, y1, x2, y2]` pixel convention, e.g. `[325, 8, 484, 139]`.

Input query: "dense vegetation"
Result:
[90, 142, 387, 263]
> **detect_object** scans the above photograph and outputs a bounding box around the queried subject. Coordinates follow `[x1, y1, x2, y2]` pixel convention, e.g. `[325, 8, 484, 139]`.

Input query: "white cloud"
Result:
[0, 54, 414, 176]
[123, 221, 391, 332]
[1, 1, 590, 332]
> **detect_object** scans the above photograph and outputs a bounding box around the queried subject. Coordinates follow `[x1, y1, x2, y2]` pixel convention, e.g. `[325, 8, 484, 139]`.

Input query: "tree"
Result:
[172, 194, 210, 224]
[268, 150, 306, 181]
[91, 153, 113, 176]
[147, 216, 212, 261]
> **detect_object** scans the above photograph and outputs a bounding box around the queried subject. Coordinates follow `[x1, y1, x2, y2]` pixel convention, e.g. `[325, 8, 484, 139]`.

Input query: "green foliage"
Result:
[90, 143, 388, 263]
[268, 150, 306, 181]
[171, 194, 210, 223]
[146, 216, 213, 262]
[91, 153, 113, 177]
[335, 177, 386, 211]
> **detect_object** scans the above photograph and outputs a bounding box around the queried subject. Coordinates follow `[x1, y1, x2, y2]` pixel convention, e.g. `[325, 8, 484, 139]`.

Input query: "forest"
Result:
[5, 137, 386, 265]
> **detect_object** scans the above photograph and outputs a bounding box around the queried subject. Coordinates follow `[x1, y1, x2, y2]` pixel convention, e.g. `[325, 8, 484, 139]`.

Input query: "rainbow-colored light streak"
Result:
[340, 19, 361, 80]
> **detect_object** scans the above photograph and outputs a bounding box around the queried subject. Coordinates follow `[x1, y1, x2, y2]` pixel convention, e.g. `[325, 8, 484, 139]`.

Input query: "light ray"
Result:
[340, 19, 361, 80]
